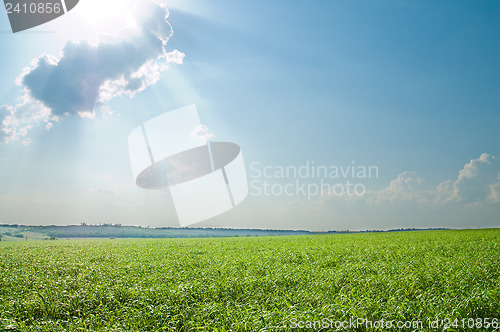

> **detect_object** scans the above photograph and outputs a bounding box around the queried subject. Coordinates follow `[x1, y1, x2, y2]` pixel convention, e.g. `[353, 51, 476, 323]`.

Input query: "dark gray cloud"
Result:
[22, 1, 179, 116]
[1, 1, 184, 143]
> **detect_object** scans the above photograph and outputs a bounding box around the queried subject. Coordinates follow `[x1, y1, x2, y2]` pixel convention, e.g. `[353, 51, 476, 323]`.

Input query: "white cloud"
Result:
[88, 187, 119, 196]
[365, 171, 429, 204]
[190, 124, 215, 141]
[165, 49, 185, 64]
[490, 180, 500, 203]
[0, 93, 57, 144]
[87, 182, 129, 196]
[322, 153, 500, 206]
[78, 111, 96, 119]
[437, 153, 500, 204]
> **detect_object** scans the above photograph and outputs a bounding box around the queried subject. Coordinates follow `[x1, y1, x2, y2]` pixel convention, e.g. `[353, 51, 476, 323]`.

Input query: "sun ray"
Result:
[70, 0, 138, 36]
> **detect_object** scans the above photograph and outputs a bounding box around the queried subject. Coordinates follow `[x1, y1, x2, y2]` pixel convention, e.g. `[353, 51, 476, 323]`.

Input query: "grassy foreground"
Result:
[0, 229, 499, 331]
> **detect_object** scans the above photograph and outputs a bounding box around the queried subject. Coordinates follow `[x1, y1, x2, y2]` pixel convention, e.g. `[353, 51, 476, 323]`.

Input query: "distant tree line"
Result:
[0, 224, 452, 240]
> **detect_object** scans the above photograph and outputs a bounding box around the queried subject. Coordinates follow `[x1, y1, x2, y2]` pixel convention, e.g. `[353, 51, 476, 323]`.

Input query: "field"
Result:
[0, 229, 499, 331]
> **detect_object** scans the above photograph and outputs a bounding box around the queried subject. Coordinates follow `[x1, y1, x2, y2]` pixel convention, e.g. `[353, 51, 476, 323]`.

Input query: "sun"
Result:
[71, 0, 139, 35]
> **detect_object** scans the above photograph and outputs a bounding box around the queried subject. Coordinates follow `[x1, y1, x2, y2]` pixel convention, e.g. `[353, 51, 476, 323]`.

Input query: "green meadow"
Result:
[0, 229, 499, 331]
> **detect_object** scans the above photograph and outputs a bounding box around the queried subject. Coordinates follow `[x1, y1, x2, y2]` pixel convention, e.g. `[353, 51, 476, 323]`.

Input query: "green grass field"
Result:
[0, 229, 499, 331]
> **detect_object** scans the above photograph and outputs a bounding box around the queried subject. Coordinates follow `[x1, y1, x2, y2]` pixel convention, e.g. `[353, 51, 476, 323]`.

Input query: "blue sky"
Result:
[0, 0, 499, 230]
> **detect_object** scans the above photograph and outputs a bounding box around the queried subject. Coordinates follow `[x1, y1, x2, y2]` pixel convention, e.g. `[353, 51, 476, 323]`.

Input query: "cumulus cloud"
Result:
[0, 1, 184, 144]
[323, 153, 500, 206]
[88, 187, 119, 196]
[436, 153, 500, 204]
[366, 171, 429, 204]
[190, 124, 215, 141]
[368, 154, 500, 205]
[490, 181, 500, 203]
[0, 92, 57, 144]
